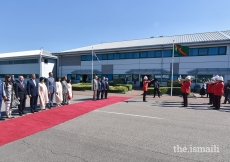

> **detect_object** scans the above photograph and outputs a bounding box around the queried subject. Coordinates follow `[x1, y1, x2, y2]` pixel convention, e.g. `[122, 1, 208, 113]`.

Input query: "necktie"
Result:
[21, 82, 24, 88]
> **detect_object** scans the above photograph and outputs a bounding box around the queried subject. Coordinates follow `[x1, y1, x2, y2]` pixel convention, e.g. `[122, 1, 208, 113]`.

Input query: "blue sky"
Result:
[0, 0, 230, 53]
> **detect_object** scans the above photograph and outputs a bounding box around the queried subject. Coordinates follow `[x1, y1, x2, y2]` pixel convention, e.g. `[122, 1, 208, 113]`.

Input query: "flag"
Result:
[40, 48, 44, 62]
[92, 50, 100, 62]
[174, 44, 189, 56]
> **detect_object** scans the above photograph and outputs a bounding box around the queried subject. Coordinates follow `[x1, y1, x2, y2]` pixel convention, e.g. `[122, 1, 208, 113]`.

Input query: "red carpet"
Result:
[0, 96, 130, 146]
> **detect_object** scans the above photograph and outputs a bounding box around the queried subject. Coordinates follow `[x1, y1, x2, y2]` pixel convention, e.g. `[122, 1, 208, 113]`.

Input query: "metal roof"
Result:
[126, 69, 170, 74]
[188, 68, 230, 75]
[0, 50, 57, 59]
[58, 30, 230, 54]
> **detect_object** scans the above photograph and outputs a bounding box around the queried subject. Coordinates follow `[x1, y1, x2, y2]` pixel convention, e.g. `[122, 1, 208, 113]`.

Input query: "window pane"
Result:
[97, 54, 102, 60]
[102, 54, 107, 60]
[155, 51, 162, 58]
[81, 55, 87, 61]
[189, 48, 198, 56]
[126, 53, 133, 59]
[119, 53, 126, 59]
[199, 48, 208, 55]
[163, 50, 172, 57]
[208, 47, 218, 55]
[133, 52, 139, 58]
[147, 51, 154, 58]
[219, 47, 226, 55]
[140, 52, 147, 58]
[108, 54, 113, 60]
[114, 53, 120, 59]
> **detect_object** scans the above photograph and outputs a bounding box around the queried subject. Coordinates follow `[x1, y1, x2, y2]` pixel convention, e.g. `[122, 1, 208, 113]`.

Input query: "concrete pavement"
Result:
[0, 90, 230, 161]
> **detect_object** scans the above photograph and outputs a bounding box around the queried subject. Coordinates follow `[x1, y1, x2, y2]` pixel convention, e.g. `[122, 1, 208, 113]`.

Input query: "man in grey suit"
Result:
[93, 76, 98, 100]
[46, 72, 56, 108]
[62, 76, 68, 105]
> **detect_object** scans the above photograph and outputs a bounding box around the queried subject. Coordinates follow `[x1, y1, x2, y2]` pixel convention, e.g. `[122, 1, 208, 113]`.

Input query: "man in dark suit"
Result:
[153, 80, 160, 98]
[15, 76, 27, 116]
[46, 72, 56, 108]
[27, 74, 39, 113]
[101, 77, 106, 99]
[105, 78, 109, 99]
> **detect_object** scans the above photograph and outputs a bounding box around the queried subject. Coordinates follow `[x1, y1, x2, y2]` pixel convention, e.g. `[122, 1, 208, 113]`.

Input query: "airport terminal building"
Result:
[54, 30, 230, 87]
[0, 50, 57, 82]
[0, 30, 230, 87]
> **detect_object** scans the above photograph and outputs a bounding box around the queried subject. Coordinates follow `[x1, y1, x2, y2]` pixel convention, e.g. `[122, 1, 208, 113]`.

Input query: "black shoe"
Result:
[22, 111, 27, 114]
[31, 109, 34, 113]
[19, 112, 22, 116]
[143, 101, 147, 102]
[34, 109, 39, 112]
[0, 118, 5, 120]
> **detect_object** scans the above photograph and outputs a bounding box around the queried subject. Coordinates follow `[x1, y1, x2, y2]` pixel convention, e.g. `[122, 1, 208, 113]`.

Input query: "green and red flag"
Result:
[174, 44, 189, 56]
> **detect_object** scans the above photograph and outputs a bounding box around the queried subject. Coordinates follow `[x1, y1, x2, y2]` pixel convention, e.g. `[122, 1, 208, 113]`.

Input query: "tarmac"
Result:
[0, 90, 230, 162]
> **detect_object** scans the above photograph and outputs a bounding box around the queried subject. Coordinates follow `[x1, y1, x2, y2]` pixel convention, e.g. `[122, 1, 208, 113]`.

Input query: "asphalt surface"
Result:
[1, 93, 230, 162]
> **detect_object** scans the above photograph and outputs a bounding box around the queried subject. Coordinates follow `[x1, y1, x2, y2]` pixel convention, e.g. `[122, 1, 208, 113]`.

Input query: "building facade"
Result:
[54, 30, 230, 87]
[0, 50, 58, 82]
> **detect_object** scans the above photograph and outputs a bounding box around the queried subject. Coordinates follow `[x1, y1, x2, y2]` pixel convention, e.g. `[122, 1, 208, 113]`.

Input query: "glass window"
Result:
[102, 54, 107, 60]
[147, 51, 154, 58]
[126, 53, 133, 59]
[108, 54, 114, 60]
[76, 75, 81, 80]
[162, 75, 170, 82]
[81, 55, 87, 61]
[103, 74, 113, 81]
[219, 47, 226, 55]
[114, 53, 120, 59]
[199, 48, 208, 55]
[95, 54, 101, 60]
[163, 50, 172, 57]
[197, 75, 213, 83]
[133, 52, 139, 58]
[189, 48, 198, 56]
[155, 51, 162, 58]
[208, 47, 218, 55]
[119, 53, 126, 59]
[140, 52, 147, 58]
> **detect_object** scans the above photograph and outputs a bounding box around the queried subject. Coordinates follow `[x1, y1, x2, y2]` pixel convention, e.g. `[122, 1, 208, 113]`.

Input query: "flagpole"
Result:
[91, 47, 93, 91]
[39, 48, 43, 78]
[171, 40, 174, 96]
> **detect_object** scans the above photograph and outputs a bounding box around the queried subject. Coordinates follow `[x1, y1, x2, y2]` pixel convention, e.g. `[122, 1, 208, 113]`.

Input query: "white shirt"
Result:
[32, 79, 36, 86]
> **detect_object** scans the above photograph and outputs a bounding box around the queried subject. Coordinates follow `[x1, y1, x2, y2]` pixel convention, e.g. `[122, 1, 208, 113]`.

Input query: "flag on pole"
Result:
[174, 44, 189, 56]
[92, 50, 100, 62]
[40, 48, 44, 62]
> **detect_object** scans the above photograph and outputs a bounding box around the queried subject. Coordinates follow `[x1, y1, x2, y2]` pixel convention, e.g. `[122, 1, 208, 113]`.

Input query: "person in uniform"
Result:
[206, 77, 215, 105]
[223, 80, 230, 104]
[180, 76, 191, 107]
[214, 76, 224, 110]
[142, 76, 154, 102]
[212, 75, 219, 108]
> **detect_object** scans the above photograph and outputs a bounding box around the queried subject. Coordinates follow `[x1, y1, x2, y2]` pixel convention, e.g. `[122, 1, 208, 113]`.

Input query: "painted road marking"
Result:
[94, 110, 164, 120]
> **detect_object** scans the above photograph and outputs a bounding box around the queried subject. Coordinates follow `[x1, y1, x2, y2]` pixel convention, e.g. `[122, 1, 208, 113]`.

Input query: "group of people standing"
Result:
[93, 76, 109, 100]
[0, 73, 73, 120]
[179, 75, 225, 110]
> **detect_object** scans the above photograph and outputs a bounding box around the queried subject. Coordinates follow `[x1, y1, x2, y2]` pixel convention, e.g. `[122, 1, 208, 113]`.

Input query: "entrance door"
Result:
[82, 75, 88, 82]
[140, 75, 152, 87]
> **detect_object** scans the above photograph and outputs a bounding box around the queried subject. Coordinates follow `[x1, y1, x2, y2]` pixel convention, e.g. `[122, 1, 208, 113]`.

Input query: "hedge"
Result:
[72, 84, 129, 93]
[115, 84, 133, 91]
[146, 87, 182, 95]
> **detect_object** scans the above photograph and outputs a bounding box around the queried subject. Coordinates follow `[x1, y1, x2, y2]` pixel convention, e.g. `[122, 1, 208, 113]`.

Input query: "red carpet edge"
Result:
[0, 96, 130, 146]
